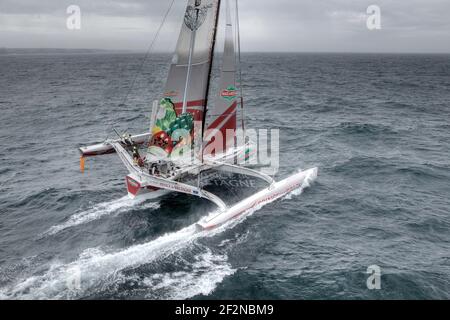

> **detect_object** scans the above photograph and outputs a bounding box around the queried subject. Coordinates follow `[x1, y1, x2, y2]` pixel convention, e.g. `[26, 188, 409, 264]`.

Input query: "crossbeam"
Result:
[109, 141, 227, 211]
[204, 160, 275, 186]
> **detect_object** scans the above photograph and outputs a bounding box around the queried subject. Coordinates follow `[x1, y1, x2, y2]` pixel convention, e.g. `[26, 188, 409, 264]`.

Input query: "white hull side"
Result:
[196, 167, 318, 230]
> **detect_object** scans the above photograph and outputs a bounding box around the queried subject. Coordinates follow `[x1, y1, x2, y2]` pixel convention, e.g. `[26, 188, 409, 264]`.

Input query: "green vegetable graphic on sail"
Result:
[148, 98, 195, 161]
[153, 98, 177, 133]
[168, 113, 194, 135]
[169, 113, 194, 161]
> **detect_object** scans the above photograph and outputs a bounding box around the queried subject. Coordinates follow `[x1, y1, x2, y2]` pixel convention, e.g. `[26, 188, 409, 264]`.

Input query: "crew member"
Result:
[132, 145, 144, 167]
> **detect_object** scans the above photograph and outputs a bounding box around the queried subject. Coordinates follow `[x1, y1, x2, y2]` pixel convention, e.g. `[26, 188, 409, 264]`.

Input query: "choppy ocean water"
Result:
[0, 52, 449, 299]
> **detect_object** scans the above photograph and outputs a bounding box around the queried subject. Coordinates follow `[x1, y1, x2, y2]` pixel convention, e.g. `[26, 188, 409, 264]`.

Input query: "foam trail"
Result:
[141, 248, 235, 299]
[284, 167, 317, 200]
[4, 225, 198, 299]
[2, 169, 317, 299]
[44, 196, 160, 236]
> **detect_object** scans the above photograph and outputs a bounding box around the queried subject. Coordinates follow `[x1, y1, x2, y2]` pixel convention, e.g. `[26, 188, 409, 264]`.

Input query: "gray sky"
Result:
[0, 0, 449, 53]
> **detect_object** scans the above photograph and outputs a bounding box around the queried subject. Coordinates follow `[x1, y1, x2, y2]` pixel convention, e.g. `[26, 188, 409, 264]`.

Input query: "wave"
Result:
[0, 168, 13, 177]
[1, 169, 317, 299]
[336, 122, 397, 136]
[396, 164, 450, 181]
[331, 155, 396, 175]
[43, 196, 160, 236]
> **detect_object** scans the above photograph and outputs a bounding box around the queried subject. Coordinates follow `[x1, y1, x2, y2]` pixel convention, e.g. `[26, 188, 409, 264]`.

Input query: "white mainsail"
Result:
[161, 0, 220, 122]
[148, 0, 221, 162]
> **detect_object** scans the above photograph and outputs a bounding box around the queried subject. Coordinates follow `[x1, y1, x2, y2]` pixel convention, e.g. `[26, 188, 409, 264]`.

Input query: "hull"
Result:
[126, 174, 169, 199]
[196, 167, 318, 230]
[79, 132, 151, 157]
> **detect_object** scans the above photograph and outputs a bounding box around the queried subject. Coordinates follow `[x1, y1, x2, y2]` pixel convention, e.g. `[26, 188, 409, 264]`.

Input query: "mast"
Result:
[200, 0, 222, 164]
[202, 0, 222, 132]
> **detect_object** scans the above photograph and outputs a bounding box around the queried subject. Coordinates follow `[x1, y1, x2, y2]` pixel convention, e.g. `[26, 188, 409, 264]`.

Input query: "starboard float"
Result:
[79, 0, 317, 230]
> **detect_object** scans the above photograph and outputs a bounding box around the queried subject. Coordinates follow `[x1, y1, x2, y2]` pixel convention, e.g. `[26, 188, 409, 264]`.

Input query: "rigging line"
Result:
[107, 0, 176, 136]
[235, 0, 245, 137]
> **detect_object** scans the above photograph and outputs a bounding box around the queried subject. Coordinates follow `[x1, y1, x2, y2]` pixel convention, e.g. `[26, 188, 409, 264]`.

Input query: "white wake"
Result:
[1, 168, 317, 300]
[44, 196, 160, 236]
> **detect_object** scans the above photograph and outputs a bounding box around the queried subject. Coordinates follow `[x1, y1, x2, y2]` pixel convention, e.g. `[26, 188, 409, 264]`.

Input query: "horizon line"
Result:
[1, 47, 450, 55]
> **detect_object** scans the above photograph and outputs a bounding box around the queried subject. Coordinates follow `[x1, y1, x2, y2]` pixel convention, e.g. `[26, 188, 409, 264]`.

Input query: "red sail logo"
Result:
[221, 86, 237, 101]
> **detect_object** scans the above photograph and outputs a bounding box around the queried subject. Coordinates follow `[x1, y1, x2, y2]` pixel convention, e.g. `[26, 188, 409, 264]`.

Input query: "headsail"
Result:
[148, 0, 221, 162]
[204, 0, 237, 156]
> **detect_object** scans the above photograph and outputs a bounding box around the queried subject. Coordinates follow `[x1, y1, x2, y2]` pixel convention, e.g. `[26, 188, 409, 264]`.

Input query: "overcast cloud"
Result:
[0, 0, 449, 53]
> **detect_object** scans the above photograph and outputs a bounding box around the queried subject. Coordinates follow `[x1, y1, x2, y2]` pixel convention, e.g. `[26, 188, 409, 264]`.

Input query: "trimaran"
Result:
[79, 0, 318, 230]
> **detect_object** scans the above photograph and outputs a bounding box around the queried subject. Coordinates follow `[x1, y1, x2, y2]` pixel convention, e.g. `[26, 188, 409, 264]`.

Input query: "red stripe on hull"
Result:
[126, 176, 141, 197]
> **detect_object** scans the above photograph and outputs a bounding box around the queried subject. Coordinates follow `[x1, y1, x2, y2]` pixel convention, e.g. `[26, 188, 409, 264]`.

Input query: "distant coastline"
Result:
[0, 48, 132, 56]
[1, 48, 449, 56]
